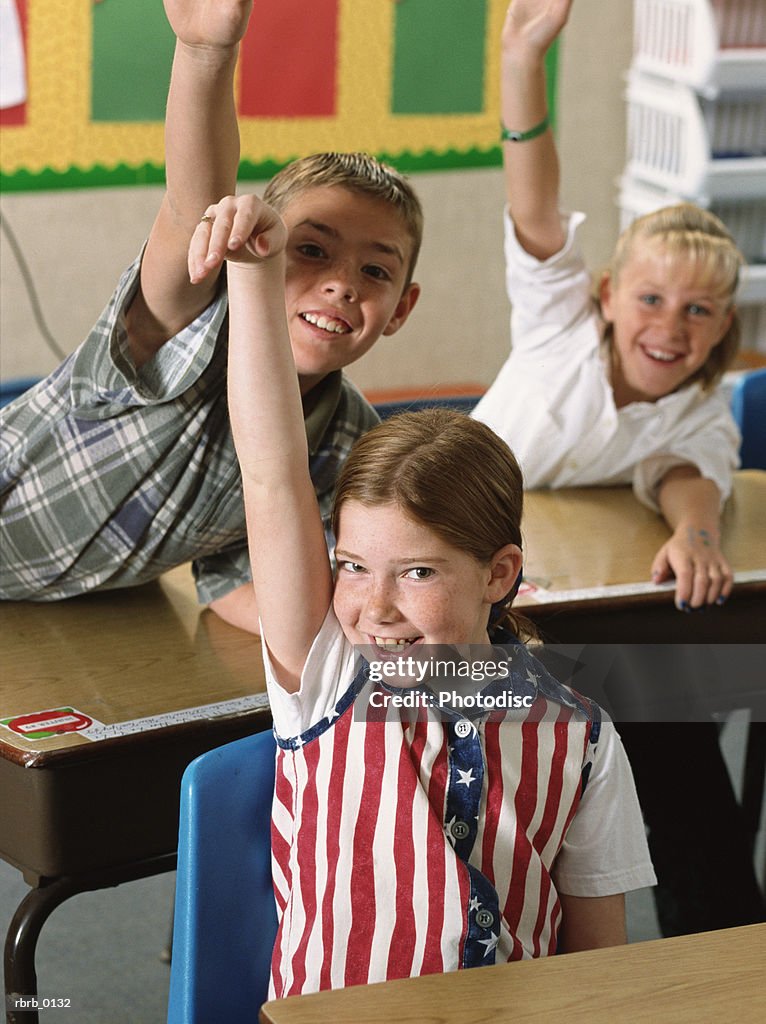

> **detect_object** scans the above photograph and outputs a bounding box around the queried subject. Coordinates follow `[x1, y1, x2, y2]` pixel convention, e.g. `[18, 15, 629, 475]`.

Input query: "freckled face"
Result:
[279, 187, 419, 393]
[601, 240, 734, 407]
[332, 501, 499, 657]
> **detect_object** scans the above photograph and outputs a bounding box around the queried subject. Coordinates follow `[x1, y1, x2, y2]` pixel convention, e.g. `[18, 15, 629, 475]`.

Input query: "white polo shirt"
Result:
[471, 212, 740, 510]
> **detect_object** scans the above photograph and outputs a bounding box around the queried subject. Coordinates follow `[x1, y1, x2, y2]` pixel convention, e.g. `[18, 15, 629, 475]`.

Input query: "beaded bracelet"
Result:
[500, 115, 549, 143]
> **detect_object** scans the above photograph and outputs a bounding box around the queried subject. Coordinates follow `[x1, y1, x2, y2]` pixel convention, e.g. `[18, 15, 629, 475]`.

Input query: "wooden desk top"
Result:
[517, 470, 766, 608]
[0, 566, 266, 764]
[259, 923, 766, 1024]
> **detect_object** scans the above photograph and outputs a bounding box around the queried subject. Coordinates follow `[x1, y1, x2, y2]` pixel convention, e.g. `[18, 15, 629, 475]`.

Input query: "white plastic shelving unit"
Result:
[620, 0, 766, 350]
[633, 0, 766, 94]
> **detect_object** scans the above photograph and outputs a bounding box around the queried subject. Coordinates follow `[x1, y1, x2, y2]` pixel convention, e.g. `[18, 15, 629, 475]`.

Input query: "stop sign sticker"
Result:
[2, 708, 94, 740]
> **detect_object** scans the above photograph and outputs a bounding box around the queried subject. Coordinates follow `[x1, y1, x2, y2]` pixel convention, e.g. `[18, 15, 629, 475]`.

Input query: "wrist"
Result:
[175, 38, 240, 74]
[672, 519, 721, 544]
[227, 251, 286, 276]
[500, 47, 547, 78]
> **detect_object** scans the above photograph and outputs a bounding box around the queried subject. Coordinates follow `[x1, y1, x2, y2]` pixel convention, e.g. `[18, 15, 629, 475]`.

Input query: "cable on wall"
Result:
[0, 210, 68, 362]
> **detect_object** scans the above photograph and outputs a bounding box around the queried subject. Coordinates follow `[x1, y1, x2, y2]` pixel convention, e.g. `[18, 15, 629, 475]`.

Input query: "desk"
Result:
[517, 470, 766, 643]
[259, 923, 766, 1023]
[0, 567, 269, 1023]
[515, 471, 766, 934]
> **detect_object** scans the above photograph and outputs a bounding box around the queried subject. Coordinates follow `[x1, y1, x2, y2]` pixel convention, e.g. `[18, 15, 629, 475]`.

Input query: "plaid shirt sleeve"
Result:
[0, 251, 233, 600]
[1, 249, 380, 605]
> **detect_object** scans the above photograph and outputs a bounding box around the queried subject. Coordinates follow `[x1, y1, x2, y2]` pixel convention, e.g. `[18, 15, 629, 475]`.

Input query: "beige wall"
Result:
[0, 0, 632, 394]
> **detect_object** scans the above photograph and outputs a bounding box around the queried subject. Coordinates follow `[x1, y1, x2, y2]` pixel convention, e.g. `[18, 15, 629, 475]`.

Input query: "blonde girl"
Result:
[472, 0, 745, 612]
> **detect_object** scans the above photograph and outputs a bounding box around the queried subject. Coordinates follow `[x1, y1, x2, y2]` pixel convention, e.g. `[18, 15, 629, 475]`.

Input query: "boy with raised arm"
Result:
[0, 0, 421, 631]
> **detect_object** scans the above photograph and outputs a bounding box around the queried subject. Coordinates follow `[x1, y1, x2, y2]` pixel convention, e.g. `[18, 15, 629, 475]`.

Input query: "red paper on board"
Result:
[238, 0, 339, 117]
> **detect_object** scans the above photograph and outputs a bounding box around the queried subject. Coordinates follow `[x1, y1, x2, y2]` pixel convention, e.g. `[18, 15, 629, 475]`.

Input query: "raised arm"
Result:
[188, 196, 334, 692]
[499, 0, 574, 259]
[125, 0, 253, 367]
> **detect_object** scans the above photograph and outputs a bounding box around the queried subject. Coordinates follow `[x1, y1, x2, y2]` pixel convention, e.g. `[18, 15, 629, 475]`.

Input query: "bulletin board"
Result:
[0, 0, 557, 191]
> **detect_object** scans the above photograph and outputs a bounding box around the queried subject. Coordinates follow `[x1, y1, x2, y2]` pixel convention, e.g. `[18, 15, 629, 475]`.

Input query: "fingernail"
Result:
[678, 601, 690, 613]
[716, 595, 727, 606]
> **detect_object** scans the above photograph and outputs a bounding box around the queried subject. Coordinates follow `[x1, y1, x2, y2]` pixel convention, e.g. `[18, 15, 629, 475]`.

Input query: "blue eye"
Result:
[339, 561, 366, 574]
[405, 567, 434, 580]
[688, 303, 711, 317]
[640, 294, 660, 306]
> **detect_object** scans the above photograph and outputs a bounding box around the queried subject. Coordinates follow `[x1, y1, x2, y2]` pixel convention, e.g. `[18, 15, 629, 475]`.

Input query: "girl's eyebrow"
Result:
[336, 548, 450, 566]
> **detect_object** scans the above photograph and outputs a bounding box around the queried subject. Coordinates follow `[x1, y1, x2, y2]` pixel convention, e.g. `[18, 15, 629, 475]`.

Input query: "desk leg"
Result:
[5, 876, 80, 1024]
[4, 855, 176, 1024]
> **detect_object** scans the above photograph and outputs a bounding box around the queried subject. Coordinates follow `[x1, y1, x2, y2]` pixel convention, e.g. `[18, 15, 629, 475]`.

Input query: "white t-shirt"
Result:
[471, 212, 740, 510]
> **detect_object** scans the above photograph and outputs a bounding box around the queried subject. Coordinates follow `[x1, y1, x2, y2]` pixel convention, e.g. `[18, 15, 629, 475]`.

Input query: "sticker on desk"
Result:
[1, 707, 103, 740]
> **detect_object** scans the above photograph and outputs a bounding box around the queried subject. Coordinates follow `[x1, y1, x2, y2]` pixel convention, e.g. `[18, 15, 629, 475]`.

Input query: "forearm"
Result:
[558, 892, 626, 953]
[163, 42, 241, 241]
[227, 260, 308, 482]
[657, 466, 722, 540]
[138, 43, 240, 339]
[499, 2, 569, 258]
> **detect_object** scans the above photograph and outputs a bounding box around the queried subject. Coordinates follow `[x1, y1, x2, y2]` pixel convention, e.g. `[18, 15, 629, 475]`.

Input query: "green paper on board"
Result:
[91, 0, 175, 122]
[392, 0, 488, 114]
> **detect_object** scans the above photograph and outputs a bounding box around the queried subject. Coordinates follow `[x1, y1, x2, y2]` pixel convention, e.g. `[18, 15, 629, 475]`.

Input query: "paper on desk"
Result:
[518, 569, 766, 604]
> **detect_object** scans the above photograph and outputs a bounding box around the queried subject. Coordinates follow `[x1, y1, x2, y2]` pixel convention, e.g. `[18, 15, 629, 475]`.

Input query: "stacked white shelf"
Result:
[619, 0, 766, 350]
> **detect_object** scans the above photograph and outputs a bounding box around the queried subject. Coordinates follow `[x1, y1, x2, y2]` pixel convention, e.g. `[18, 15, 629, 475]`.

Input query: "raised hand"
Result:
[188, 194, 288, 283]
[163, 0, 253, 50]
[501, 0, 575, 61]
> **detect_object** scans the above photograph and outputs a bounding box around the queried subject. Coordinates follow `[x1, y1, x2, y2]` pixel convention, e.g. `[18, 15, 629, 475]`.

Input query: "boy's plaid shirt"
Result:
[0, 255, 378, 605]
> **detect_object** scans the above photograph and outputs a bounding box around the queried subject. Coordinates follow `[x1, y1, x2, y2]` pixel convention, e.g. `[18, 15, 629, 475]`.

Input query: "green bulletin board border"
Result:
[0, 147, 506, 193]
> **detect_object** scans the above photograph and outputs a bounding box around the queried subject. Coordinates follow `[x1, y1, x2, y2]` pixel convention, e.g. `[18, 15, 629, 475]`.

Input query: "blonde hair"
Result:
[263, 152, 423, 288]
[602, 203, 744, 389]
[331, 408, 533, 638]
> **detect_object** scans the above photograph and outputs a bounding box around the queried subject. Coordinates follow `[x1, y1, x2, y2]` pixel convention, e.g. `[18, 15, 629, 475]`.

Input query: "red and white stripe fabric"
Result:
[265, 610, 654, 997]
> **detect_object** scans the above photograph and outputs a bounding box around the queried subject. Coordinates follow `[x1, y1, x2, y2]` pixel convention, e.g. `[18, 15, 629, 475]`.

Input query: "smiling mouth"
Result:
[643, 347, 683, 364]
[300, 312, 352, 335]
[371, 635, 422, 654]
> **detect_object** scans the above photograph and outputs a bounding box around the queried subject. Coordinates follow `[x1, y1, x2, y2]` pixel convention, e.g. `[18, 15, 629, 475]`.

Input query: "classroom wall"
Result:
[0, 0, 632, 394]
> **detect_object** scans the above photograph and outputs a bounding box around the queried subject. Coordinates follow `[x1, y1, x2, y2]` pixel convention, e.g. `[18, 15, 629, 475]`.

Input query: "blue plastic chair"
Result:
[0, 377, 41, 408]
[730, 368, 766, 470]
[167, 729, 278, 1024]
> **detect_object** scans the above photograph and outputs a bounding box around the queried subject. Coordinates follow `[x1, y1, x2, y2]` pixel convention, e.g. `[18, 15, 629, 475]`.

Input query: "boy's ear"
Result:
[486, 544, 523, 604]
[383, 282, 421, 336]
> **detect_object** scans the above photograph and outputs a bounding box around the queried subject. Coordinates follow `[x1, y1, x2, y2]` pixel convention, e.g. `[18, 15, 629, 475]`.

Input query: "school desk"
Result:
[517, 469, 766, 644]
[258, 922, 766, 1024]
[0, 567, 270, 1024]
[516, 470, 766, 928]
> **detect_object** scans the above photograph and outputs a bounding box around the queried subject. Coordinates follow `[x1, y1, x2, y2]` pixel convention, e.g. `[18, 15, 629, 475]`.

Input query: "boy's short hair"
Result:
[263, 152, 423, 288]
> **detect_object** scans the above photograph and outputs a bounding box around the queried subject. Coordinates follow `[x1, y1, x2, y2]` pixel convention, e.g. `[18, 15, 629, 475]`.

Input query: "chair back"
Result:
[730, 368, 766, 470]
[374, 394, 480, 420]
[167, 729, 278, 1023]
